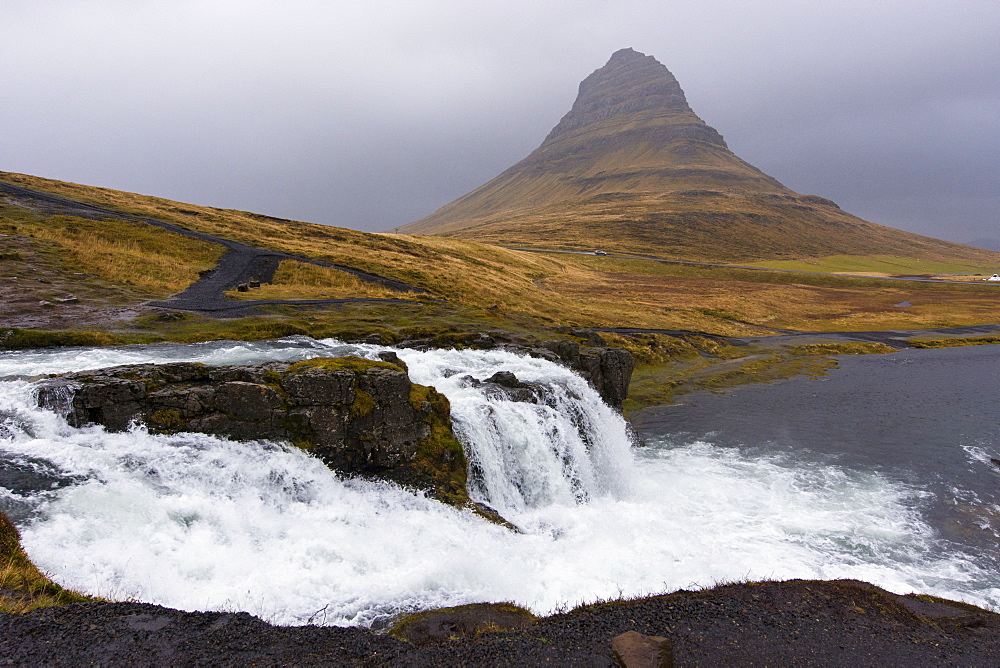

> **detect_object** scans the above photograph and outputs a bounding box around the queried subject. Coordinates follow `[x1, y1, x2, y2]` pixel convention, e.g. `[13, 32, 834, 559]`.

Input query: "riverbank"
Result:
[2, 579, 998, 665]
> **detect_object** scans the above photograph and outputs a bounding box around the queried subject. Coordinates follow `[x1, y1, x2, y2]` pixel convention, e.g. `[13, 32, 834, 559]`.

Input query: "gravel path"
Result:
[0, 181, 426, 317]
[3, 580, 998, 666]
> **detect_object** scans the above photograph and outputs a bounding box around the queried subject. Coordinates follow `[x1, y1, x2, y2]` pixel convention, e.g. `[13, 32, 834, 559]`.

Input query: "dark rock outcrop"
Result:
[34, 356, 467, 504]
[392, 330, 635, 409]
[536, 340, 635, 408]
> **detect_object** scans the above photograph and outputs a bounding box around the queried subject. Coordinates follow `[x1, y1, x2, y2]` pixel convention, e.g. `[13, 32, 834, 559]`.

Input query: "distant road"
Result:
[505, 247, 1000, 287]
[0, 181, 426, 316]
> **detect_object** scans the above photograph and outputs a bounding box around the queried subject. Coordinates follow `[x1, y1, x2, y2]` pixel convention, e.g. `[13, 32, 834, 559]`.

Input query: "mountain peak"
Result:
[400, 49, 916, 259]
[544, 47, 703, 144]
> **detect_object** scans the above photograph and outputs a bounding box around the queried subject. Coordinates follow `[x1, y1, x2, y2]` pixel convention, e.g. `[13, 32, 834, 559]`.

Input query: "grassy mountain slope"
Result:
[398, 49, 994, 266]
[3, 170, 1000, 342]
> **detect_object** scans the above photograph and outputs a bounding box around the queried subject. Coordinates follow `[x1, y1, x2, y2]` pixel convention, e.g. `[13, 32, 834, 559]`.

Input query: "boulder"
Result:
[34, 356, 468, 504]
[611, 630, 674, 668]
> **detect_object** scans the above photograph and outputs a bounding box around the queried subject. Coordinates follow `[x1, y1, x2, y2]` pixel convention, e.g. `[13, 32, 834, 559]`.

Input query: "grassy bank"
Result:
[1, 513, 90, 614]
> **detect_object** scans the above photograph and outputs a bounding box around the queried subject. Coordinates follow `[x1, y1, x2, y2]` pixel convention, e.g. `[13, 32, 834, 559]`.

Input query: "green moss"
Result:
[788, 341, 898, 355]
[683, 334, 747, 359]
[286, 355, 402, 374]
[909, 336, 1000, 349]
[599, 332, 702, 365]
[350, 389, 375, 419]
[147, 409, 188, 431]
[696, 354, 836, 391]
[408, 385, 470, 507]
[0, 328, 129, 350]
[623, 352, 838, 415]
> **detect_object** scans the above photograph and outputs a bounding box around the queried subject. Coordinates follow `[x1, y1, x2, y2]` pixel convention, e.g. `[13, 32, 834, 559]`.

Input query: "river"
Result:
[1, 338, 997, 627]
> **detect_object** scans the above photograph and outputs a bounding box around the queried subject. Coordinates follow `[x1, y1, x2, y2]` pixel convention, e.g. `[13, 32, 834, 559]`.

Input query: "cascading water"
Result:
[1, 336, 998, 628]
[386, 346, 636, 516]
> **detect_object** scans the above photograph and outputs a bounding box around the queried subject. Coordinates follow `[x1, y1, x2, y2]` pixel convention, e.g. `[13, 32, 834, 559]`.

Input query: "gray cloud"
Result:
[2, 0, 998, 247]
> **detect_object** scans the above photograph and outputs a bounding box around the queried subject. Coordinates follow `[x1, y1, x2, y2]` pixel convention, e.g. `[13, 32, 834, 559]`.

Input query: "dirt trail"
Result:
[0, 181, 425, 318]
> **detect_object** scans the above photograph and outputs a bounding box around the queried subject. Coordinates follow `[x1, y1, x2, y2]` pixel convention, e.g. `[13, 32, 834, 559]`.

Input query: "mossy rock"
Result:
[389, 602, 536, 644]
[406, 385, 469, 507]
[286, 355, 403, 374]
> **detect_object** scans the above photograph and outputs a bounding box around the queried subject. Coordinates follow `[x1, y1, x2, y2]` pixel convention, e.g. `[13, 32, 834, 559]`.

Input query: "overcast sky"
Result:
[3, 1, 998, 248]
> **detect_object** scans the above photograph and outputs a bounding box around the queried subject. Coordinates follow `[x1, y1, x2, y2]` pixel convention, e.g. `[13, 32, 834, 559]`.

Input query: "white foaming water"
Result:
[1, 337, 997, 626]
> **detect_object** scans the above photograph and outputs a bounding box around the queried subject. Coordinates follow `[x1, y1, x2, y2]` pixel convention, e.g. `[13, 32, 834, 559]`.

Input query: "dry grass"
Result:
[751, 255, 998, 276]
[18, 213, 222, 297]
[1, 513, 89, 613]
[402, 185, 1000, 267]
[4, 170, 1000, 337]
[224, 260, 410, 300]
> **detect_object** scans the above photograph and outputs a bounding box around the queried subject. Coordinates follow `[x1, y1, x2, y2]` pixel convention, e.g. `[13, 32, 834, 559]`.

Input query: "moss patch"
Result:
[788, 342, 898, 355]
[286, 356, 403, 374]
[408, 385, 470, 507]
[909, 336, 1000, 349]
[148, 408, 188, 431]
[0, 328, 128, 350]
[349, 389, 375, 419]
[623, 352, 838, 415]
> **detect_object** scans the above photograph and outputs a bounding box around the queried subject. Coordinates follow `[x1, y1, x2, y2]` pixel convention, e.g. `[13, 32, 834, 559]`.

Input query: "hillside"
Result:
[399, 49, 995, 265]
[3, 170, 1000, 344]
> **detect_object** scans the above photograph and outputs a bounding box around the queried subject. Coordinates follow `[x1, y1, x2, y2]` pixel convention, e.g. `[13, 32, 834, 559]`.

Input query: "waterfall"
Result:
[1, 337, 996, 627]
[386, 346, 636, 516]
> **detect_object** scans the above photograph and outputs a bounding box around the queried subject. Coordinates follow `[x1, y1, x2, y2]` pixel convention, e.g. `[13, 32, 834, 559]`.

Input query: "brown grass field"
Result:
[3, 170, 1000, 340]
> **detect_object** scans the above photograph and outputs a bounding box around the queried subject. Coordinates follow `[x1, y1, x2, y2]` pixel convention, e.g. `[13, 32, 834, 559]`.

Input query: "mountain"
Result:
[397, 49, 988, 263]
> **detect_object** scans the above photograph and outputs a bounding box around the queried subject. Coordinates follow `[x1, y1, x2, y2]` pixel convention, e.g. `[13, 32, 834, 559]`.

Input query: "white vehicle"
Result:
[986, 274, 1000, 281]
[593, 250, 607, 255]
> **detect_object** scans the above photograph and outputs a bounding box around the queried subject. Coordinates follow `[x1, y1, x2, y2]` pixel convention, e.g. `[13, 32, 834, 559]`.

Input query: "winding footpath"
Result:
[0, 181, 426, 316]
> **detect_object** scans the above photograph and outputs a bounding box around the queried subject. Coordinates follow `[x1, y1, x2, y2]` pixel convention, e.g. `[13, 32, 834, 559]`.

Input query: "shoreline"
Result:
[2, 579, 999, 665]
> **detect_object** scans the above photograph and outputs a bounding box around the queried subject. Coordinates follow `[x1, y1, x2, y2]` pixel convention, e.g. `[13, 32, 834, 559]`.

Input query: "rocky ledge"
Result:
[34, 355, 469, 505]
[2, 578, 998, 665]
[396, 333, 635, 409]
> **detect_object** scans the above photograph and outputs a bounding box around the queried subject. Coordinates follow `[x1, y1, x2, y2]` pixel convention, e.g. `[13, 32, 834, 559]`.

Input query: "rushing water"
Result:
[1, 337, 998, 627]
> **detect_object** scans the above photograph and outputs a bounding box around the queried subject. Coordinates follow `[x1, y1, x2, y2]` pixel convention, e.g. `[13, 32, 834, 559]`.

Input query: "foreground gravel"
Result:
[3, 579, 999, 666]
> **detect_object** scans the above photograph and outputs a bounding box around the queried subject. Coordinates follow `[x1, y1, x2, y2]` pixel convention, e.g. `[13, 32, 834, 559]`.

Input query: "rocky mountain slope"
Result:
[399, 48, 991, 264]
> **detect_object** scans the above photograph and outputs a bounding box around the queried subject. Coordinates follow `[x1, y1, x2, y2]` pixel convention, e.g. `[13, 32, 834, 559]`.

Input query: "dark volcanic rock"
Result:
[3, 579, 1000, 666]
[34, 356, 467, 502]
[535, 342, 635, 409]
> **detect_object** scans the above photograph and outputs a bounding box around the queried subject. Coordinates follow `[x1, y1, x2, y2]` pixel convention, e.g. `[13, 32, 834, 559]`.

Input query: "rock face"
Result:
[35, 356, 468, 504]
[537, 340, 635, 409]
